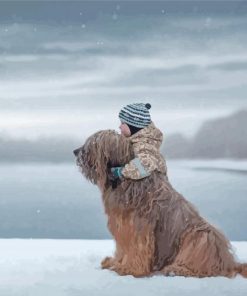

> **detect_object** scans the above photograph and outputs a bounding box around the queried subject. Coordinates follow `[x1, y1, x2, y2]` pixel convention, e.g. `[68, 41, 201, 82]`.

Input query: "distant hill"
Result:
[162, 133, 191, 159]
[163, 109, 247, 159]
[0, 109, 246, 162]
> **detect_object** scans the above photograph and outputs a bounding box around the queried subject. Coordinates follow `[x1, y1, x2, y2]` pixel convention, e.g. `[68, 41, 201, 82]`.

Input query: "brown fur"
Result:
[73, 129, 247, 278]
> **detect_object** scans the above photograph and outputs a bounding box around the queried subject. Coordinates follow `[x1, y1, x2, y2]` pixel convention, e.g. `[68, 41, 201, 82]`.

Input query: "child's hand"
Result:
[108, 167, 124, 189]
[110, 167, 123, 180]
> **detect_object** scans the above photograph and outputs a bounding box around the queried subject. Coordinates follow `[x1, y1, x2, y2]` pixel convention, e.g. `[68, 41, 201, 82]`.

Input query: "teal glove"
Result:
[111, 167, 123, 179]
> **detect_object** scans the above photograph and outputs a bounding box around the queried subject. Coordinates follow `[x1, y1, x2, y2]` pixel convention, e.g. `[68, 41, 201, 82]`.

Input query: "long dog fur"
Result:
[73, 129, 247, 278]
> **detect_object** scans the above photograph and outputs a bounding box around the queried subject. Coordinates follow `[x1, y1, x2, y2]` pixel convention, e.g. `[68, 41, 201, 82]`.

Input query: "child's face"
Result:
[119, 122, 131, 137]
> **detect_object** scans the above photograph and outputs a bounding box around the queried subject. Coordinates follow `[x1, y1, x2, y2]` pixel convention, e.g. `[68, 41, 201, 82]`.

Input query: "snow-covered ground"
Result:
[1, 239, 247, 296]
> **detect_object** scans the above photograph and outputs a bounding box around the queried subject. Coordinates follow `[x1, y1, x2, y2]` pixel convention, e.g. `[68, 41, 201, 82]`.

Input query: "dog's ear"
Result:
[107, 161, 122, 169]
[111, 179, 120, 189]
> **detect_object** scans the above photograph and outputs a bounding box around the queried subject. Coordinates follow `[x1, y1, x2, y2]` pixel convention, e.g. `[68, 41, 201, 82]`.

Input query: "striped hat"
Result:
[119, 103, 152, 128]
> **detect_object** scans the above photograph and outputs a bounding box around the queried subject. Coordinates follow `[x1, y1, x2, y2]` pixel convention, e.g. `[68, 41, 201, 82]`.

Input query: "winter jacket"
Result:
[121, 122, 167, 180]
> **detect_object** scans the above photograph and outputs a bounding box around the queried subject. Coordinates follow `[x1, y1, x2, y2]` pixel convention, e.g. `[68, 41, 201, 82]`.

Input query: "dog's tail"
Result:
[235, 263, 247, 278]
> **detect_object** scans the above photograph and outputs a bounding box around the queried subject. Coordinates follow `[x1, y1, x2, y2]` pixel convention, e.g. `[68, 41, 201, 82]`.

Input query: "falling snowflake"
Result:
[37, 209, 41, 214]
[81, 24, 86, 29]
[112, 13, 118, 20]
[205, 17, 212, 28]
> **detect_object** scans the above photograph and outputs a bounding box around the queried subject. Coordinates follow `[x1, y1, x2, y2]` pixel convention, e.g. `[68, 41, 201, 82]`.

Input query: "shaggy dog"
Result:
[73, 129, 247, 278]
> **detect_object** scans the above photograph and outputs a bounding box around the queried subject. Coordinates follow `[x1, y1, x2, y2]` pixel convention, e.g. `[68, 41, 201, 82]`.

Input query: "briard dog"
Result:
[73, 129, 247, 278]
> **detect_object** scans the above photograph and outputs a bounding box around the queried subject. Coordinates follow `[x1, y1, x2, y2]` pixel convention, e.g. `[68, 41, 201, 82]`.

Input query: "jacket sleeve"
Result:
[121, 151, 156, 180]
[121, 157, 150, 180]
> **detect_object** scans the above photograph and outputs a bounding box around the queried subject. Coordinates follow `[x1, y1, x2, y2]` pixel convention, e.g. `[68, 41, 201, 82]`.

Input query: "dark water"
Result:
[0, 160, 246, 240]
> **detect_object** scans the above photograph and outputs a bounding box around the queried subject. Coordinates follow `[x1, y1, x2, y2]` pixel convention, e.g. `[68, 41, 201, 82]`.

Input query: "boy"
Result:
[111, 103, 167, 180]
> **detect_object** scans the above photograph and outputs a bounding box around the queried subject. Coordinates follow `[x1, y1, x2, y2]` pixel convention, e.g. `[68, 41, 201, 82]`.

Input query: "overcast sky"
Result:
[0, 1, 247, 140]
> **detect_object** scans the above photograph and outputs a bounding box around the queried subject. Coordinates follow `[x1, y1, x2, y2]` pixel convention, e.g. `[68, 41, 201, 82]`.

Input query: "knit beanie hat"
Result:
[119, 103, 152, 129]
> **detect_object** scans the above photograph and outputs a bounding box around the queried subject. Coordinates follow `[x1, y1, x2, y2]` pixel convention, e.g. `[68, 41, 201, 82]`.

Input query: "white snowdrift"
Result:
[0, 239, 247, 296]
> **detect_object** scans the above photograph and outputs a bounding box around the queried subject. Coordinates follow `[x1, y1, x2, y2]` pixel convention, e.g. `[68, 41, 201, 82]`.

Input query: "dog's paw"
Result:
[110, 265, 129, 276]
[101, 256, 114, 269]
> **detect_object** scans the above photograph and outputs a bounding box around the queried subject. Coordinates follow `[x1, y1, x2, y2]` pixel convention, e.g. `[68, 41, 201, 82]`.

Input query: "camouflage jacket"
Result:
[121, 122, 167, 180]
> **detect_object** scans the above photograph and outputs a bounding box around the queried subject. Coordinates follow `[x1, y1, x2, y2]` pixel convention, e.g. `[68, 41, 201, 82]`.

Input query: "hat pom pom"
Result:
[145, 103, 151, 110]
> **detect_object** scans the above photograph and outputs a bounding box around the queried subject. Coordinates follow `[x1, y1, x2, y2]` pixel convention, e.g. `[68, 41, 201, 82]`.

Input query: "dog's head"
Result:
[73, 129, 133, 190]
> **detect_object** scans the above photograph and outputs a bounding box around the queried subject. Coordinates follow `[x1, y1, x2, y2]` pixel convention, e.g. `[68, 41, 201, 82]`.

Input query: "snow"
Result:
[0, 239, 247, 296]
